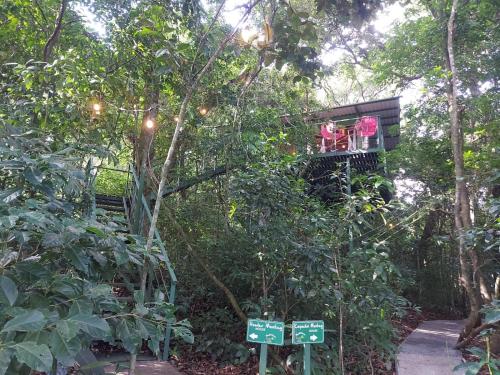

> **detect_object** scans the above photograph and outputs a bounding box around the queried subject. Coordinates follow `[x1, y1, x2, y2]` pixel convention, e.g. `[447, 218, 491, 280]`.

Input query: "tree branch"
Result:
[190, 0, 227, 75]
[168, 211, 294, 373]
[168, 211, 248, 322]
[43, 0, 68, 62]
[455, 323, 498, 349]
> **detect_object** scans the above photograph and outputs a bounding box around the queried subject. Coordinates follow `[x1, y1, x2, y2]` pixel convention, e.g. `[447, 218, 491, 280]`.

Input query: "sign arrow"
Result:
[249, 333, 258, 340]
[310, 335, 318, 342]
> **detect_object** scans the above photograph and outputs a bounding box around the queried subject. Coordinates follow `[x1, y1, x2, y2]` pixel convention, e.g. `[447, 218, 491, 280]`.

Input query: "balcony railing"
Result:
[313, 115, 384, 156]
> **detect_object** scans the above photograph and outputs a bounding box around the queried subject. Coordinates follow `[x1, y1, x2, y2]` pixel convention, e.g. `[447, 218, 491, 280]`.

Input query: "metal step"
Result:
[95, 194, 126, 212]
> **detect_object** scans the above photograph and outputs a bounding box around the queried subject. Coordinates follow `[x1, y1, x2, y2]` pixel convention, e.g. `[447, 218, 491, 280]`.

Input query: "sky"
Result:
[77, 1, 418, 105]
[212, 1, 420, 107]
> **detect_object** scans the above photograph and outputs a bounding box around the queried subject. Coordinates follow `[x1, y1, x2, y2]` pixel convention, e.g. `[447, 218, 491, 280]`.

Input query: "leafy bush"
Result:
[194, 308, 249, 365]
[168, 134, 410, 372]
[0, 127, 188, 373]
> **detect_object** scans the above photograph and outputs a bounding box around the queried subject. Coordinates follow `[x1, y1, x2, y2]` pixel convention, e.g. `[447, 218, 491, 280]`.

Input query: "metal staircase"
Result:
[85, 163, 177, 360]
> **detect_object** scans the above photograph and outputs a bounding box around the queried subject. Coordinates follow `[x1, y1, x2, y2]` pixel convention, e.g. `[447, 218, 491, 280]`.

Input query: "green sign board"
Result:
[292, 320, 325, 344]
[246, 319, 285, 346]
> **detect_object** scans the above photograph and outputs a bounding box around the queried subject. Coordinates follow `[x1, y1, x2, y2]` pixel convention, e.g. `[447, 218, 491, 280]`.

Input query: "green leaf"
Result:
[137, 27, 155, 36]
[133, 290, 144, 306]
[2, 310, 46, 332]
[453, 361, 483, 375]
[0, 349, 13, 375]
[85, 226, 106, 238]
[113, 247, 129, 265]
[56, 320, 80, 340]
[15, 261, 49, 282]
[49, 330, 81, 367]
[147, 337, 160, 356]
[135, 318, 159, 340]
[86, 284, 112, 299]
[116, 319, 141, 354]
[65, 247, 90, 273]
[24, 167, 43, 186]
[52, 279, 78, 298]
[0, 276, 18, 306]
[24, 329, 50, 346]
[67, 314, 110, 339]
[173, 322, 194, 344]
[68, 300, 93, 316]
[484, 309, 500, 324]
[13, 342, 52, 372]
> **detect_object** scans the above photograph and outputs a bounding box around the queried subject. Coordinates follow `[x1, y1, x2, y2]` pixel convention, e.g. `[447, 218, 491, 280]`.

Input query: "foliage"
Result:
[194, 308, 249, 365]
[0, 127, 189, 373]
[166, 133, 410, 372]
[360, 0, 500, 315]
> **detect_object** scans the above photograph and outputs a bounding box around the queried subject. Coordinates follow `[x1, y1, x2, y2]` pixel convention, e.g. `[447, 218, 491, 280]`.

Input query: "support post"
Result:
[303, 343, 311, 375]
[259, 343, 268, 375]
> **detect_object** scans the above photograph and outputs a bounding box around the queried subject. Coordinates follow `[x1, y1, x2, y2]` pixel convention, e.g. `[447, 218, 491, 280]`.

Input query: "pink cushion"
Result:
[320, 124, 334, 140]
[355, 116, 378, 137]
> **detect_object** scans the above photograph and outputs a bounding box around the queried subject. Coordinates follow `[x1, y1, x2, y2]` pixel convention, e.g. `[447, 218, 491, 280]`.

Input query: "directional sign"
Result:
[246, 319, 285, 346]
[292, 320, 325, 345]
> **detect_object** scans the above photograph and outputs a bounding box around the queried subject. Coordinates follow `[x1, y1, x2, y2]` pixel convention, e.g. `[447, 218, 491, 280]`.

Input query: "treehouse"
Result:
[285, 97, 401, 201]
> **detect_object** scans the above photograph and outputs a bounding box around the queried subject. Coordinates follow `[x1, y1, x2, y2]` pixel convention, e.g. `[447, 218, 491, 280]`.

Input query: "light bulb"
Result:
[145, 119, 155, 129]
[199, 107, 208, 116]
[174, 116, 180, 123]
[93, 103, 101, 111]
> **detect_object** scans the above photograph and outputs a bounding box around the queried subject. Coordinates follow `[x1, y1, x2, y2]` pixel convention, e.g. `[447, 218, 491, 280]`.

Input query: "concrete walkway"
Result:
[104, 361, 182, 375]
[397, 320, 465, 375]
[98, 354, 182, 375]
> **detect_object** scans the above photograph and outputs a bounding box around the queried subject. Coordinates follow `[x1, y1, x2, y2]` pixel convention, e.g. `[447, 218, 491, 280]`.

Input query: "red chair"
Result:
[355, 116, 378, 137]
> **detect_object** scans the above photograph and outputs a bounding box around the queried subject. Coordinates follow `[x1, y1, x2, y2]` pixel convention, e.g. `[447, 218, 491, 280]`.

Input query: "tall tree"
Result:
[445, 0, 482, 338]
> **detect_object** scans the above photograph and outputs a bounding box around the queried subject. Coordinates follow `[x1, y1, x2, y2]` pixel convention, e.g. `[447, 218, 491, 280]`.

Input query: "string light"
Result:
[92, 102, 102, 116]
[199, 107, 208, 116]
[174, 116, 180, 123]
[145, 119, 155, 129]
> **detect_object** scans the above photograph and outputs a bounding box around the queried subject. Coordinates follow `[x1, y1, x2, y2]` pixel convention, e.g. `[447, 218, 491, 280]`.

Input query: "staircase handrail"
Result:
[127, 164, 177, 360]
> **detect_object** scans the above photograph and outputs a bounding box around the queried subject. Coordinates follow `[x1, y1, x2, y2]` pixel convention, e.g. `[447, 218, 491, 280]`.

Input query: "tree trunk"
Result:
[445, 0, 483, 340]
[140, 0, 262, 297]
[415, 207, 439, 300]
[130, 74, 159, 375]
[135, 74, 160, 180]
